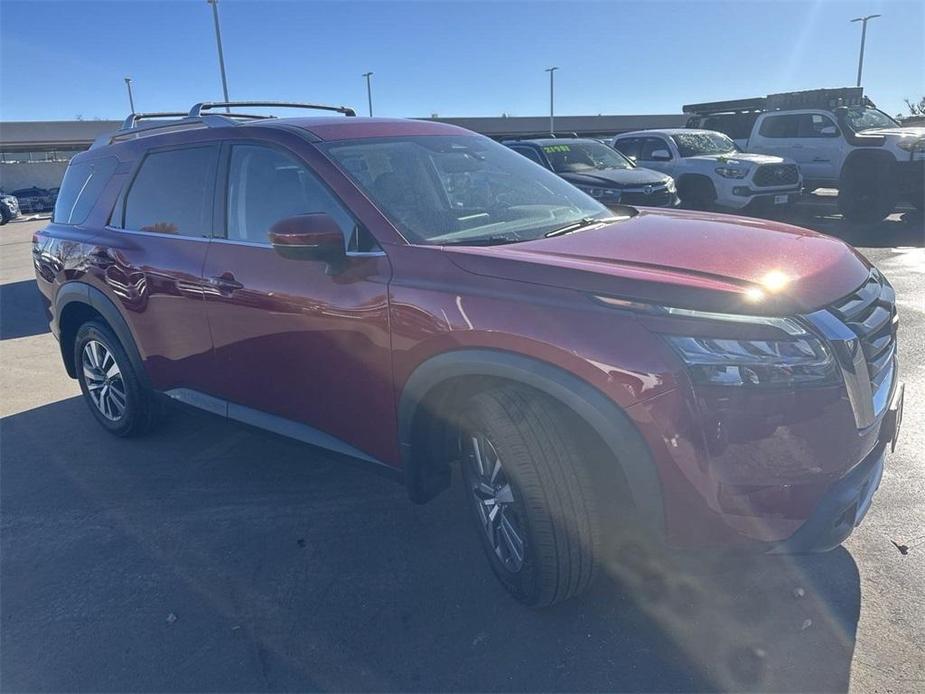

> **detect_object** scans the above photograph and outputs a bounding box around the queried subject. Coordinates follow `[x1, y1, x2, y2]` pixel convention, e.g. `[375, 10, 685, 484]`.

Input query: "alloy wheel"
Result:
[82, 340, 127, 421]
[465, 432, 526, 573]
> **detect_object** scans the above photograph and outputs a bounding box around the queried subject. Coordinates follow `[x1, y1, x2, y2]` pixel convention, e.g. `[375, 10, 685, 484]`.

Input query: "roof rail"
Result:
[121, 112, 190, 130]
[499, 132, 581, 141]
[189, 100, 357, 118]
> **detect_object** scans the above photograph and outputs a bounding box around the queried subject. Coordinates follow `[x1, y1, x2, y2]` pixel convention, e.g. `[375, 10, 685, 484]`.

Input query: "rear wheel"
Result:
[460, 386, 601, 607]
[74, 321, 162, 437]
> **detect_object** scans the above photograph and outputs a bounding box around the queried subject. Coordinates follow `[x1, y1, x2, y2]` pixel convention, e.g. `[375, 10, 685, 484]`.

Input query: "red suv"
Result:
[34, 102, 904, 606]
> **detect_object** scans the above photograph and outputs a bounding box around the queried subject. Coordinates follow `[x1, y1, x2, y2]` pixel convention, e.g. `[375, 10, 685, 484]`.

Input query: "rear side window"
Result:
[53, 156, 118, 225]
[758, 114, 800, 138]
[510, 146, 546, 167]
[123, 146, 218, 237]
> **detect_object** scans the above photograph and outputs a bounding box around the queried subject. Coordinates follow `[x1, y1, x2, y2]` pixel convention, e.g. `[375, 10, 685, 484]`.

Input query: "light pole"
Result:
[545, 66, 559, 136]
[207, 0, 230, 111]
[362, 72, 374, 117]
[124, 77, 136, 114]
[850, 14, 881, 87]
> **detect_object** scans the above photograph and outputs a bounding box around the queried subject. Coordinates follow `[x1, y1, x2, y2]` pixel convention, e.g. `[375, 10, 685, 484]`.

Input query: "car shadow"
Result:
[760, 197, 924, 248]
[0, 397, 860, 692]
[0, 279, 49, 340]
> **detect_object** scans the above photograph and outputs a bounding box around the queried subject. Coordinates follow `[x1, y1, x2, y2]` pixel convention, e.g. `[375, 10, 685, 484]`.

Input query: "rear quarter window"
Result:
[53, 156, 118, 225]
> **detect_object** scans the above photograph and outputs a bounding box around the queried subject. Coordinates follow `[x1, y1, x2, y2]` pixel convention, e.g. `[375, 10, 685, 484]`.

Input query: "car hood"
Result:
[685, 152, 785, 165]
[858, 126, 925, 138]
[444, 208, 870, 315]
[558, 167, 671, 188]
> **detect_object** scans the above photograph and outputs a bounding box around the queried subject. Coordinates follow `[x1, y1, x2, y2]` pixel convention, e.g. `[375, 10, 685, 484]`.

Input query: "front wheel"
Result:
[838, 164, 898, 223]
[460, 386, 601, 607]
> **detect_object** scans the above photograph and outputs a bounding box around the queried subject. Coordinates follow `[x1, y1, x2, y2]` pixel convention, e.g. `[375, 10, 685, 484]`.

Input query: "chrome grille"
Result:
[753, 163, 799, 187]
[828, 272, 898, 401]
[621, 186, 673, 207]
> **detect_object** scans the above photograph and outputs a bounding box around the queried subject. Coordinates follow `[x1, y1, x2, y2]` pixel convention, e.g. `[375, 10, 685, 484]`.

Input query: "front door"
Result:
[201, 141, 397, 464]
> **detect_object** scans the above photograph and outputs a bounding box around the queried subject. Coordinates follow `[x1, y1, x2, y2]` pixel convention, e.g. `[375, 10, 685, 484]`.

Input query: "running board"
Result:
[164, 388, 391, 469]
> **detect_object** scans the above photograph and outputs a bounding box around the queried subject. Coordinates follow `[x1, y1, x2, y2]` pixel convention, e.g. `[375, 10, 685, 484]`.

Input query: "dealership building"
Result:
[0, 113, 686, 192]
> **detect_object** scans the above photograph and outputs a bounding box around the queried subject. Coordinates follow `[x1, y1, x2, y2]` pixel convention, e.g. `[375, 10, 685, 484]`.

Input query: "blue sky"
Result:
[1, 0, 922, 122]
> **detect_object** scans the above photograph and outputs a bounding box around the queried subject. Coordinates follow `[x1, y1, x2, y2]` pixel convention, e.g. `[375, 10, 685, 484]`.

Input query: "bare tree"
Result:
[904, 97, 925, 116]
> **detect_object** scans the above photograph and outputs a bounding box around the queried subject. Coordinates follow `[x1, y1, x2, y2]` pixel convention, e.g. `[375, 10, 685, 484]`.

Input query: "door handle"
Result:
[791, 144, 804, 149]
[208, 272, 244, 293]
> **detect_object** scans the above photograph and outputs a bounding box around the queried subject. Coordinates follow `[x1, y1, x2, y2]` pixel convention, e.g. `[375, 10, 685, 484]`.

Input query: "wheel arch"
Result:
[675, 173, 717, 198]
[56, 282, 149, 387]
[840, 148, 897, 183]
[398, 349, 664, 536]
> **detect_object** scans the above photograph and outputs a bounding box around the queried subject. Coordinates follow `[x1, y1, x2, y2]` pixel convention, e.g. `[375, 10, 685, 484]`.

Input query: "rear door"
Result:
[200, 138, 397, 464]
[95, 142, 219, 392]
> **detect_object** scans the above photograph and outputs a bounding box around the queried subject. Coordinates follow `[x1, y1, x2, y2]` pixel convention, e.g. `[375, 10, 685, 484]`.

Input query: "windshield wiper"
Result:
[440, 235, 523, 247]
[545, 216, 617, 238]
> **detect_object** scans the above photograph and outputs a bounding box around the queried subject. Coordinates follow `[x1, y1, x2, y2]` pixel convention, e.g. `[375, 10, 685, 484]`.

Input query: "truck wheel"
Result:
[0, 206, 10, 225]
[677, 177, 716, 210]
[460, 386, 601, 607]
[838, 162, 897, 223]
[74, 321, 163, 437]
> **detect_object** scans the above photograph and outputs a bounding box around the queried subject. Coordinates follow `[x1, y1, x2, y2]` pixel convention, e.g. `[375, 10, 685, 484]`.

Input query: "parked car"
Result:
[684, 87, 925, 221]
[34, 101, 903, 607]
[13, 186, 55, 213]
[504, 137, 678, 208]
[0, 191, 21, 224]
[611, 129, 802, 211]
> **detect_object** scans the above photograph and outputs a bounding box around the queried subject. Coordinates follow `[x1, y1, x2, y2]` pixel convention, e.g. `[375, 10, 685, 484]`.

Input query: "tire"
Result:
[0, 206, 10, 225]
[74, 321, 162, 437]
[677, 177, 716, 211]
[459, 386, 601, 607]
[837, 162, 898, 223]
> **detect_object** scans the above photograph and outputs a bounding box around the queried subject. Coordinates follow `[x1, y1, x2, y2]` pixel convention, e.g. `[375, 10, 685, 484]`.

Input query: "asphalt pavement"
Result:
[1, 199, 923, 693]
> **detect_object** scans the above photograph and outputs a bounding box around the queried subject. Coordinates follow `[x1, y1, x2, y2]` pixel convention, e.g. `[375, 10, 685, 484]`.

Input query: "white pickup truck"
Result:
[685, 88, 925, 222]
[610, 129, 802, 211]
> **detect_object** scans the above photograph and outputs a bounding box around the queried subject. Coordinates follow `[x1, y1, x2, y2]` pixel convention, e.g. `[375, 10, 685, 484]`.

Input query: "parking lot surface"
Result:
[1, 200, 923, 692]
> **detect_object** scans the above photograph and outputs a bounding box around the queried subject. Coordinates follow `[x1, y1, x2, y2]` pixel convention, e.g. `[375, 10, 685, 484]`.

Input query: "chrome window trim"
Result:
[106, 226, 211, 242]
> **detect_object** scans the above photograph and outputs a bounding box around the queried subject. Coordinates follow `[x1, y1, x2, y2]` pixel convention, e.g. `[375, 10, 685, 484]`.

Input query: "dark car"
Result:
[0, 190, 20, 224]
[13, 186, 54, 213]
[34, 101, 903, 607]
[504, 137, 678, 207]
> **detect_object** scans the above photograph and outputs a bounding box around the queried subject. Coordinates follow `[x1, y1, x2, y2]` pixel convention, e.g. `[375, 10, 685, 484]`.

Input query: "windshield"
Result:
[323, 135, 613, 246]
[542, 141, 634, 173]
[840, 107, 900, 132]
[671, 132, 738, 157]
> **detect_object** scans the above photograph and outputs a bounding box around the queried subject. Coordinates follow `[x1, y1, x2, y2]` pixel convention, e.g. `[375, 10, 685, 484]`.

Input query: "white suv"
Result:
[611, 129, 802, 211]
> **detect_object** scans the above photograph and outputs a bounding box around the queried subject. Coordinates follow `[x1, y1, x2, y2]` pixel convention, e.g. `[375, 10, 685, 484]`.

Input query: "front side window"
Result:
[53, 156, 118, 225]
[226, 144, 356, 245]
[613, 138, 642, 160]
[543, 141, 634, 173]
[639, 138, 671, 161]
[323, 135, 611, 246]
[123, 146, 218, 236]
[671, 132, 738, 156]
[797, 114, 837, 137]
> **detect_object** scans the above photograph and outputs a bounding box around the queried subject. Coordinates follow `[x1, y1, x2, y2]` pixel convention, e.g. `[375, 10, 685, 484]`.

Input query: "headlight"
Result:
[593, 295, 838, 387]
[664, 335, 837, 386]
[578, 186, 620, 201]
[715, 166, 750, 179]
[897, 138, 925, 153]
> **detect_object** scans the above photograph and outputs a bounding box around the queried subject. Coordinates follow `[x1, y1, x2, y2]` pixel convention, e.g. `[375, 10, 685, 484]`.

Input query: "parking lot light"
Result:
[850, 14, 881, 87]
[124, 77, 135, 114]
[363, 72, 374, 117]
[545, 66, 559, 136]
[207, 0, 231, 112]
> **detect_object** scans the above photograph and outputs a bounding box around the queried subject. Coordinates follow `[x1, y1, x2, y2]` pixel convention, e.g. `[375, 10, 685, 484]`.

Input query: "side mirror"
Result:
[268, 214, 345, 264]
[650, 149, 672, 161]
[819, 125, 839, 137]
